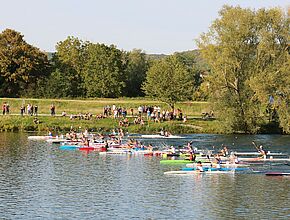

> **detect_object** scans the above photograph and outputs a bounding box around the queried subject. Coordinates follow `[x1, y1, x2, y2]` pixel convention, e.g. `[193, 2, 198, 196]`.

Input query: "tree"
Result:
[54, 36, 89, 97]
[174, 51, 207, 100]
[197, 6, 289, 133]
[142, 55, 196, 110]
[83, 43, 126, 98]
[0, 29, 49, 97]
[123, 49, 148, 97]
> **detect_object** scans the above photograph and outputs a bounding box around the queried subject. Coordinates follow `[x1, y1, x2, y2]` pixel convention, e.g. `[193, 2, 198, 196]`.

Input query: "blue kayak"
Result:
[59, 145, 80, 150]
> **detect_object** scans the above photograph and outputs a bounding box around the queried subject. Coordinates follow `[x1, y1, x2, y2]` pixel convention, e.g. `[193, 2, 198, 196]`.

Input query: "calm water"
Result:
[0, 133, 289, 220]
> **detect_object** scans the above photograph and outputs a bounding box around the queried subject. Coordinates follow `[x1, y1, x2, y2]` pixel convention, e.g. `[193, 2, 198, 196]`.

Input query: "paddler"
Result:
[259, 145, 267, 159]
[104, 140, 109, 151]
[84, 137, 90, 147]
[189, 151, 196, 161]
[196, 161, 204, 172]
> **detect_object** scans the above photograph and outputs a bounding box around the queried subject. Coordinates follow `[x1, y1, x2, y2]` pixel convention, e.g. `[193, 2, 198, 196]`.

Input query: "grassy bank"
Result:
[0, 115, 222, 134]
[0, 98, 219, 133]
[0, 98, 210, 117]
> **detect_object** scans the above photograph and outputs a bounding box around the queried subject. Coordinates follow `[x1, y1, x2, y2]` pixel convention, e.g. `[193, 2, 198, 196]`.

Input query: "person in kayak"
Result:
[196, 161, 204, 172]
[104, 140, 109, 151]
[259, 145, 267, 159]
[189, 151, 196, 161]
[83, 137, 90, 147]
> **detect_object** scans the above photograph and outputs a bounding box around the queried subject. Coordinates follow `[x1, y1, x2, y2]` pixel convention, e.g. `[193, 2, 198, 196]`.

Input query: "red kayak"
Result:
[79, 147, 96, 151]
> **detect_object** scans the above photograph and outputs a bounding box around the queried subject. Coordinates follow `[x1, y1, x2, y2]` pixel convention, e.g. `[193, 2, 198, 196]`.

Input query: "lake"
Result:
[0, 133, 289, 219]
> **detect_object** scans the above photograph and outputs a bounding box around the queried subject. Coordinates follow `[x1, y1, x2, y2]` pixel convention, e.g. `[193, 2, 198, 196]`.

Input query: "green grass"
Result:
[0, 97, 211, 116]
[0, 97, 223, 133]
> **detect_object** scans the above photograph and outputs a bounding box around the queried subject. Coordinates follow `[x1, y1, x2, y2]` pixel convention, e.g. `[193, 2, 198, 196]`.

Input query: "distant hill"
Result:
[46, 52, 55, 60]
[45, 50, 208, 70]
[146, 53, 168, 60]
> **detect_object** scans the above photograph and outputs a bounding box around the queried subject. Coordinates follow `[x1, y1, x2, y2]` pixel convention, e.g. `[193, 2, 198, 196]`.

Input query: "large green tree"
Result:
[142, 55, 196, 110]
[52, 36, 89, 97]
[83, 43, 126, 97]
[123, 49, 148, 97]
[197, 6, 289, 133]
[0, 29, 49, 97]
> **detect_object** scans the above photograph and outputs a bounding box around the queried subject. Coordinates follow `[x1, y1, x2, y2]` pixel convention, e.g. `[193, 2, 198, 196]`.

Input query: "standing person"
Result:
[2, 102, 6, 115]
[20, 105, 25, 116]
[34, 105, 38, 116]
[27, 104, 31, 115]
[50, 104, 55, 116]
[5, 103, 10, 114]
[30, 104, 34, 116]
[130, 108, 134, 116]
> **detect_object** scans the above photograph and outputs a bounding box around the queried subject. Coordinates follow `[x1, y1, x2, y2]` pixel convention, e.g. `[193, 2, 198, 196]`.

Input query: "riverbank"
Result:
[0, 115, 222, 134]
[0, 98, 215, 133]
[0, 97, 210, 116]
[0, 98, 280, 134]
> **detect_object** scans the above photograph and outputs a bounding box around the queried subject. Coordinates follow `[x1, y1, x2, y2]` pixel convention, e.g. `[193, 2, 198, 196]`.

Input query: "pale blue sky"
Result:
[0, 0, 288, 54]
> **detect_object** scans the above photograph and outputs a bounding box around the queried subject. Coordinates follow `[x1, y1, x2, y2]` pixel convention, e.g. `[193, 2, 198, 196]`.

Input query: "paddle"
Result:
[252, 141, 260, 152]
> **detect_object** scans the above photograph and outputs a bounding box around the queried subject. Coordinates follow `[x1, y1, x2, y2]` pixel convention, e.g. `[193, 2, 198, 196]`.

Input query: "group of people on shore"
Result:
[21, 103, 38, 116]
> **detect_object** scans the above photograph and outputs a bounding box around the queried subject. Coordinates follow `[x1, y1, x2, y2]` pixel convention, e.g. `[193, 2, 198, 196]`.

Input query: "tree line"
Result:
[0, 6, 289, 134]
[0, 30, 204, 100]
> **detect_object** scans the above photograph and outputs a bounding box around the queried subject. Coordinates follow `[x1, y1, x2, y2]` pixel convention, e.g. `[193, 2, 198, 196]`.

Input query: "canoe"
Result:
[164, 170, 234, 175]
[160, 159, 209, 164]
[265, 172, 290, 176]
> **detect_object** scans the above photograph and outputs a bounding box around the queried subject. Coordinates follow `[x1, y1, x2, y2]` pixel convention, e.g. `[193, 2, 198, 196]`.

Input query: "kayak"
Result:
[141, 134, 184, 139]
[164, 170, 234, 175]
[185, 163, 250, 168]
[160, 159, 210, 164]
[181, 167, 249, 171]
[59, 145, 80, 150]
[79, 147, 96, 151]
[46, 138, 68, 144]
[234, 152, 288, 156]
[239, 158, 290, 162]
[28, 135, 56, 140]
[265, 172, 290, 176]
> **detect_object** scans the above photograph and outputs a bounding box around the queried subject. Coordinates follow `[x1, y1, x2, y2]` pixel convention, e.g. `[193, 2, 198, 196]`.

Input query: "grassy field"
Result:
[0, 97, 211, 117]
[0, 98, 219, 133]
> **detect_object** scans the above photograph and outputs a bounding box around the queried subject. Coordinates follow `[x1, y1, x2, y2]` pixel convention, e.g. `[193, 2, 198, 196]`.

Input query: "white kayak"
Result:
[141, 134, 184, 139]
[238, 157, 290, 162]
[99, 149, 151, 155]
[28, 136, 56, 140]
[185, 163, 250, 168]
[164, 170, 235, 175]
[234, 152, 288, 156]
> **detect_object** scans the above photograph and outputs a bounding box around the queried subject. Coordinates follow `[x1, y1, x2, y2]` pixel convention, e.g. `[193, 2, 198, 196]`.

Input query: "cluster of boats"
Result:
[27, 132, 290, 176]
[161, 149, 290, 176]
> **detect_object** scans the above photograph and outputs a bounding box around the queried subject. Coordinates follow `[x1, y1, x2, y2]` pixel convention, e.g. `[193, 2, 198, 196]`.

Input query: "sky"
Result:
[0, 0, 288, 54]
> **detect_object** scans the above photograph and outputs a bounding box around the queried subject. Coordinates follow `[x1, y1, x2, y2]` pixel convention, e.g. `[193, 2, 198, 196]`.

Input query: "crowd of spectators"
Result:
[2, 102, 188, 125]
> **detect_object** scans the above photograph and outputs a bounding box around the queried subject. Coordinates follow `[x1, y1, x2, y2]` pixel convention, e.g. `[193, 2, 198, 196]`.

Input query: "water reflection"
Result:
[0, 133, 289, 219]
